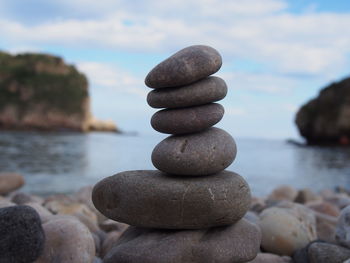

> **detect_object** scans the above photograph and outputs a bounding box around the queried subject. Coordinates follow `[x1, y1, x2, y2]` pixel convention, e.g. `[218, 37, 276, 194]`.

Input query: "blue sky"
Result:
[1, 0, 350, 139]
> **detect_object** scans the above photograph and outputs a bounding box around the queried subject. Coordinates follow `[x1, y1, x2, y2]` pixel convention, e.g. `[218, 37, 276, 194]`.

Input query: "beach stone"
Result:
[11, 192, 44, 205]
[101, 230, 124, 258]
[306, 200, 340, 217]
[248, 253, 292, 263]
[45, 198, 98, 224]
[92, 170, 250, 229]
[260, 203, 317, 256]
[326, 193, 350, 210]
[145, 45, 222, 88]
[99, 219, 128, 233]
[26, 202, 53, 223]
[74, 185, 107, 224]
[267, 185, 298, 202]
[0, 205, 45, 263]
[103, 219, 261, 263]
[147, 76, 227, 108]
[244, 211, 260, 227]
[314, 211, 337, 243]
[0, 172, 25, 195]
[295, 188, 322, 204]
[336, 205, 350, 248]
[36, 216, 95, 263]
[151, 103, 224, 134]
[152, 127, 236, 176]
[308, 242, 350, 263]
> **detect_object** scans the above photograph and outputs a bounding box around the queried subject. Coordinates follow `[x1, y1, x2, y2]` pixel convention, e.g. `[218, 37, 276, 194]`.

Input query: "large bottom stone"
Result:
[103, 219, 261, 263]
[92, 170, 251, 229]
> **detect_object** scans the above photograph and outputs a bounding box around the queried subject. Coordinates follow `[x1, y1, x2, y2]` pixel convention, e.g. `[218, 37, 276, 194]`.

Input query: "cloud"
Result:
[77, 61, 147, 98]
[1, 0, 350, 86]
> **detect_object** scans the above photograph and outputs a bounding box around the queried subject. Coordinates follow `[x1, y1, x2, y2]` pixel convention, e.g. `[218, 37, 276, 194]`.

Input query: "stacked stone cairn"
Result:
[93, 45, 261, 263]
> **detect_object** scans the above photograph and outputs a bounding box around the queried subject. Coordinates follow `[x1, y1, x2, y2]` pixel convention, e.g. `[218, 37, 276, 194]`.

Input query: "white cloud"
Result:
[1, 0, 350, 83]
[77, 61, 146, 98]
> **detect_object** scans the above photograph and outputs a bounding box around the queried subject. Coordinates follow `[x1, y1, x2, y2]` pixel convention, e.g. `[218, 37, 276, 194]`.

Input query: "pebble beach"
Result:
[1, 172, 350, 262]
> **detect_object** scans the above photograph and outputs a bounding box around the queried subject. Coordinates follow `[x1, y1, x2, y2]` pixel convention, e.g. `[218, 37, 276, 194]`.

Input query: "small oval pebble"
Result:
[152, 127, 236, 176]
[151, 103, 224, 134]
[147, 76, 227, 108]
[92, 170, 250, 229]
[145, 45, 222, 88]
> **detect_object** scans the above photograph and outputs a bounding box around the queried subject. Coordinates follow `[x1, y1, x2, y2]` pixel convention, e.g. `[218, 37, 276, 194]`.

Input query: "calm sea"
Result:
[0, 131, 349, 197]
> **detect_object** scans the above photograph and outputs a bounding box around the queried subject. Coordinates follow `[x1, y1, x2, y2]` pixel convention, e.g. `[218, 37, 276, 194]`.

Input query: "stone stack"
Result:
[92, 45, 261, 263]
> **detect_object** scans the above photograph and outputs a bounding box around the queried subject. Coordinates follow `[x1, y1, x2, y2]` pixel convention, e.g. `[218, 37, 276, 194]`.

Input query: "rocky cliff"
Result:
[0, 51, 117, 132]
[295, 76, 350, 145]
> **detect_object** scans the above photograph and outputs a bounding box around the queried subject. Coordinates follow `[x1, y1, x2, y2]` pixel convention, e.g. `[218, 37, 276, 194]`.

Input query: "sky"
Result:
[1, 0, 350, 139]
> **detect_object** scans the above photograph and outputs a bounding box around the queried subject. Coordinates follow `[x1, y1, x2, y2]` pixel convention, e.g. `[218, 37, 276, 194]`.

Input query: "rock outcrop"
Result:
[0, 51, 118, 132]
[295, 76, 350, 145]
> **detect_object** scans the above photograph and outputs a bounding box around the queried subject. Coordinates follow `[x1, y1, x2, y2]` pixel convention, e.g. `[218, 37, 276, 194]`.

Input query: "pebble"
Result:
[0, 172, 25, 195]
[0, 205, 45, 263]
[259, 203, 317, 256]
[306, 200, 340, 217]
[36, 216, 95, 263]
[99, 219, 128, 233]
[147, 76, 227, 108]
[295, 188, 322, 204]
[101, 230, 124, 258]
[11, 192, 44, 205]
[145, 45, 222, 88]
[313, 211, 337, 243]
[152, 127, 236, 176]
[308, 242, 350, 263]
[335, 205, 350, 248]
[267, 185, 298, 202]
[248, 253, 292, 263]
[151, 103, 224, 134]
[92, 170, 250, 229]
[25, 202, 53, 223]
[103, 219, 261, 263]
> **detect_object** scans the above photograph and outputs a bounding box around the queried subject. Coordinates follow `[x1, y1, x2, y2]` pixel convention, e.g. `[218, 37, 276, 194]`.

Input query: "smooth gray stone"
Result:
[147, 76, 227, 108]
[152, 127, 236, 176]
[103, 219, 261, 263]
[0, 205, 45, 263]
[151, 103, 224, 134]
[145, 45, 222, 88]
[92, 170, 251, 229]
[308, 242, 350, 263]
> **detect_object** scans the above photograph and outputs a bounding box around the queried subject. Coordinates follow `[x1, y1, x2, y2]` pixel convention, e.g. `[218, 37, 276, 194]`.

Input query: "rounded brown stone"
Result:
[147, 76, 227, 108]
[103, 219, 261, 263]
[92, 170, 251, 229]
[151, 103, 224, 134]
[145, 45, 222, 88]
[152, 127, 236, 176]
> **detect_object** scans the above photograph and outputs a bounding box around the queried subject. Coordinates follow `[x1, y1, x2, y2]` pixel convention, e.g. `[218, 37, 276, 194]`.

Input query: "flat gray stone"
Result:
[152, 127, 236, 176]
[147, 76, 227, 108]
[92, 170, 251, 229]
[103, 219, 261, 263]
[151, 103, 224, 134]
[145, 45, 222, 88]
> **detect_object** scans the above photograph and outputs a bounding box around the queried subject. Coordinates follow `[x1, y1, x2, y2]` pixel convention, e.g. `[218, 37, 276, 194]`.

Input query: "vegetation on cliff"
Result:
[0, 51, 117, 132]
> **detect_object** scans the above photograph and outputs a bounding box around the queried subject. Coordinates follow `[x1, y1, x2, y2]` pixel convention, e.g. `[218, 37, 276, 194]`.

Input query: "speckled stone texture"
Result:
[145, 45, 222, 88]
[152, 127, 236, 176]
[103, 219, 261, 263]
[92, 170, 250, 229]
[0, 205, 45, 263]
[151, 103, 224, 134]
[147, 76, 227, 109]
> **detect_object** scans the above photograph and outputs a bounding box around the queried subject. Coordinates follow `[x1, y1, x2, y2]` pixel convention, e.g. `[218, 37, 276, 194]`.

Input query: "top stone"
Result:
[145, 45, 222, 88]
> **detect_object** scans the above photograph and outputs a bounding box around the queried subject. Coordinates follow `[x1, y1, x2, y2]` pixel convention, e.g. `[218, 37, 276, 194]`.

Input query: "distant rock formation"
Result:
[0, 51, 118, 132]
[295, 76, 350, 145]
